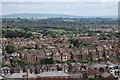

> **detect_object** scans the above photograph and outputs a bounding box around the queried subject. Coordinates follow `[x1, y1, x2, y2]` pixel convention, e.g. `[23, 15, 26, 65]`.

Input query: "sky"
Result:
[1, 0, 119, 16]
[1, 0, 119, 2]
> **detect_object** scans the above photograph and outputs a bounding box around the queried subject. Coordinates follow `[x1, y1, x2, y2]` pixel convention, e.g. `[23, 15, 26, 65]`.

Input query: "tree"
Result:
[5, 44, 16, 54]
[41, 58, 54, 64]
[66, 59, 76, 64]
[55, 60, 63, 64]
[69, 39, 79, 47]
[3, 29, 32, 38]
[18, 60, 27, 67]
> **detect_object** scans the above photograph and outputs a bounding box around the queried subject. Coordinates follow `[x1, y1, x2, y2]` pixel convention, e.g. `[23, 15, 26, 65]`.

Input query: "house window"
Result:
[23, 75, 25, 77]
[118, 71, 120, 75]
[114, 66, 119, 69]
[106, 66, 108, 69]
[114, 71, 120, 76]
[110, 67, 112, 69]
[94, 67, 97, 70]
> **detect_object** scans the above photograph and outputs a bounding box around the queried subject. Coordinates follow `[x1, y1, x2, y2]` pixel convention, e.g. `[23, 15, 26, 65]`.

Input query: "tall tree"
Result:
[5, 44, 16, 54]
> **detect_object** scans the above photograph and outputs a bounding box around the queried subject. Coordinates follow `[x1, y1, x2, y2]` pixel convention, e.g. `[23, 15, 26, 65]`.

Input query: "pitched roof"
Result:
[101, 72, 110, 78]
[36, 71, 69, 77]
[0, 76, 3, 79]
[9, 72, 37, 78]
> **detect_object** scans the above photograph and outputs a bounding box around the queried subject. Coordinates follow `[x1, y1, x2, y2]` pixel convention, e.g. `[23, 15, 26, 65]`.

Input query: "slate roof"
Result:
[101, 72, 111, 78]
[36, 71, 69, 77]
[9, 72, 37, 78]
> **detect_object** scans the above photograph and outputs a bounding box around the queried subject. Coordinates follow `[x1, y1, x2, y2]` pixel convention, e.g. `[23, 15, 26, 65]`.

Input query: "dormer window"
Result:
[22, 75, 25, 77]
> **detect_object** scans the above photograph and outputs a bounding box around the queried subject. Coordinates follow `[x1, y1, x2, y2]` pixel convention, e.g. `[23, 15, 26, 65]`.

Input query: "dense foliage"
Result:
[5, 44, 16, 54]
[2, 29, 33, 38]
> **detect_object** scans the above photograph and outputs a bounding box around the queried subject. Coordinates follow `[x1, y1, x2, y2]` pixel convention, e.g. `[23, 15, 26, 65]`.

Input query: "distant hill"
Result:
[1, 13, 117, 18]
[2, 13, 82, 18]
